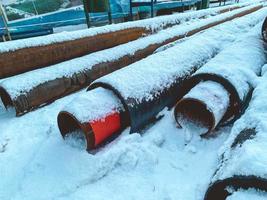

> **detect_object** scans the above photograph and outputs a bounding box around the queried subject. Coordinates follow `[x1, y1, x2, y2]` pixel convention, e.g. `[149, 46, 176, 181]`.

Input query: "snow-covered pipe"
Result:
[57, 88, 126, 150]
[0, 4, 245, 79]
[174, 23, 266, 136]
[82, 9, 266, 135]
[174, 81, 230, 135]
[0, 5, 263, 116]
[262, 17, 267, 42]
[204, 65, 267, 200]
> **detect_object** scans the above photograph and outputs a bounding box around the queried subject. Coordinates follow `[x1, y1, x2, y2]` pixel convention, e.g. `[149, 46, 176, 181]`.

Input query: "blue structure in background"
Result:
[0, 0, 200, 40]
[0, 0, 130, 40]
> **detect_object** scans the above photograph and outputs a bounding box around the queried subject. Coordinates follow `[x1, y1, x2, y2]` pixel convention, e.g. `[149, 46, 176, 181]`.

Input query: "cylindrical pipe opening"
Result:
[175, 98, 215, 136]
[58, 111, 93, 150]
[174, 81, 230, 136]
[262, 17, 267, 42]
[58, 110, 122, 151]
[0, 87, 13, 108]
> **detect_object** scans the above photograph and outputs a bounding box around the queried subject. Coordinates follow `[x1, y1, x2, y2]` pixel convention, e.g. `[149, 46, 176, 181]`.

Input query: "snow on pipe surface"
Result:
[262, 17, 267, 42]
[174, 23, 266, 136]
[58, 7, 266, 149]
[203, 65, 267, 200]
[0, 4, 243, 79]
[57, 88, 126, 150]
[0, 5, 264, 116]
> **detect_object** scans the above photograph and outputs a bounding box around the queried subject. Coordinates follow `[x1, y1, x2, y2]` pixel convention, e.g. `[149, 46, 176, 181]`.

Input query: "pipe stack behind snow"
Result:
[1, 5, 263, 116]
[203, 65, 267, 200]
[0, 5, 240, 79]
[174, 23, 266, 136]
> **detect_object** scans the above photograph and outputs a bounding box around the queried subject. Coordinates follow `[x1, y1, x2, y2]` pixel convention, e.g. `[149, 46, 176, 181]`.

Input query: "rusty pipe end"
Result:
[0, 86, 13, 109]
[262, 17, 267, 42]
[174, 98, 215, 136]
[57, 111, 95, 151]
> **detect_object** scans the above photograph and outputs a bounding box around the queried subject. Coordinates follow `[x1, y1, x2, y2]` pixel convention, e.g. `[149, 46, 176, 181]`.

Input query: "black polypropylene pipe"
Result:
[204, 175, 267, 200]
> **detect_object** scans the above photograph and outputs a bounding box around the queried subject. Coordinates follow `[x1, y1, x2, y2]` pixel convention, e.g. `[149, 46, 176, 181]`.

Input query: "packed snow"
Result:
[61, 87, 123, 123]
[0, 90, 231, 199]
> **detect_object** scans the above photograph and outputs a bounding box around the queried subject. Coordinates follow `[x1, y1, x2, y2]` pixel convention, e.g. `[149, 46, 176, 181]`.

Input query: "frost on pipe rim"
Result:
[57, 88, 127, 150]
[262, 17, 267, 42]
[0, 4, 244, 79]
[174, 25, 266, 136]
[204, 66, 267, 200]
[0, 5, 264, 116]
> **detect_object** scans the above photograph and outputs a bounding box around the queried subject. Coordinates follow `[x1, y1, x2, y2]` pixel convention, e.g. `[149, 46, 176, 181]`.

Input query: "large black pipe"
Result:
[174, 25, 266, 136]
[204, 65, 267, 200]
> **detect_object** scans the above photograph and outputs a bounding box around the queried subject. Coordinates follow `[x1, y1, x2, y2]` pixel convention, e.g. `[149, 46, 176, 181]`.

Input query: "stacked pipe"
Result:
[174, 20, 267, 136]
[57, 9, 267, 150]
[0, 4, 244, 79]
[203, 64, 267, 200]
[0, 5, 264, 116]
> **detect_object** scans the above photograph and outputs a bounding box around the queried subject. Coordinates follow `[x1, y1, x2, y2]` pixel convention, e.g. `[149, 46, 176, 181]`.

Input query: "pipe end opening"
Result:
[174, 99, 215, 136]
[0, 87, 13, 109]
[57, 111, 92, 150]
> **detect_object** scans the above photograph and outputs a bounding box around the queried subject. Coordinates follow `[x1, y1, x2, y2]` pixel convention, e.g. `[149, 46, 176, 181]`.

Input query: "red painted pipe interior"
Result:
[89, 111, 121, 147]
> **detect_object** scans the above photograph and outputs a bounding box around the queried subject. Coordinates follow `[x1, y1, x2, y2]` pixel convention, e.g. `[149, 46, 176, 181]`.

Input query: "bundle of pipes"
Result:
[0, 3, 247, 79]
[204, 65, 267, 200]
[263, 17, 267, 42]
[0, 5, 263, 116]
[57, 9, 267, 150]
[174, 21, 266, 136]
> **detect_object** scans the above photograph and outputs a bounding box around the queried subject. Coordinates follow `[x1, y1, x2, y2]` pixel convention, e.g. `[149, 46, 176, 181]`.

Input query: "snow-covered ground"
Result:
[0, 89, 231, 199]
[0, 1, 266, 200]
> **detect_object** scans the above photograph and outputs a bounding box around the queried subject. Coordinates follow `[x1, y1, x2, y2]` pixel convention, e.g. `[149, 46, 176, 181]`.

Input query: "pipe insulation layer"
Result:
[83, 8, 267, 135]
[1, 5, 265, 116]
[57, 87, 125, 150]
[262, 17, 267, 42]
[204, 65, 267, 200]
[174, 21, 267, 136]
[175, 81, 230, 135]
[0, 3, 245, 78]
